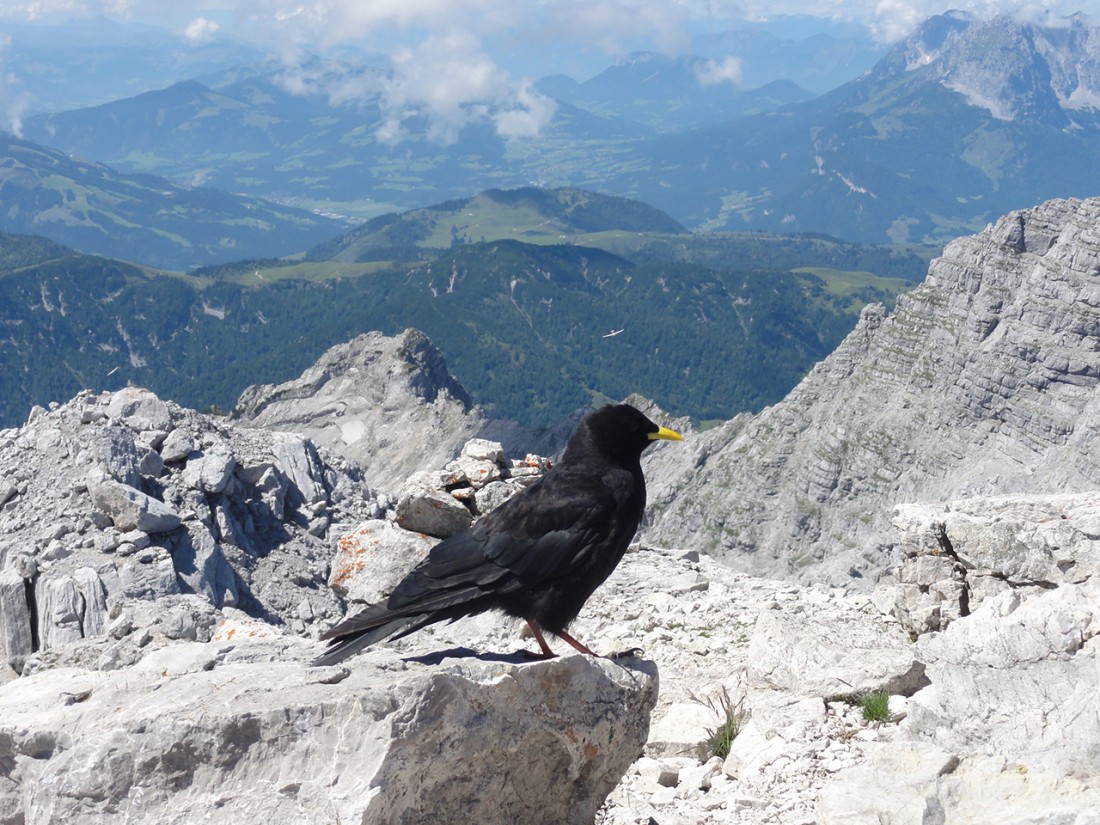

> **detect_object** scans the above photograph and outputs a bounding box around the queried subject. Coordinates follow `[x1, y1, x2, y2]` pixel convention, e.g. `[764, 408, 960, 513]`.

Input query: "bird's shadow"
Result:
[402, 646, 654, 674]
[403, 646, 543, 666]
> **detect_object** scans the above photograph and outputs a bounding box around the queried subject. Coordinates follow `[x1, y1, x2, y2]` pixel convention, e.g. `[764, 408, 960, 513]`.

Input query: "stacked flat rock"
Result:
[327, 439, 551, 607]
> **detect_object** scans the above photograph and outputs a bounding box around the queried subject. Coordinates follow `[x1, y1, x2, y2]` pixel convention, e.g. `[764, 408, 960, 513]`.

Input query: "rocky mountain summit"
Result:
[234, 328, 575, 493]
[642, 196, 1100, 586]
[0, 386, 657, 822]
[886, 11, 1100, 127]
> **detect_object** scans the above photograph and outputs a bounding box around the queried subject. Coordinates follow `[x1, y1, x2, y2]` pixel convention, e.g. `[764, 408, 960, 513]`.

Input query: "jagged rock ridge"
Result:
[642, 196, 1100, 585]
[234, 328, 576, 493]
[887, 11, 1100, 126]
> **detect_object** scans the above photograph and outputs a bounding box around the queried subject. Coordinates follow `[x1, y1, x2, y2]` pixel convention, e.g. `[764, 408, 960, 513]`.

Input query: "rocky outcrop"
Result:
[0, 389, 662, 822]
[0, 387, 381, 681]
[642, 197, 1100, 585]
[328, 437, 550, 603]
[891, 492, 1100, 635]
[234, 329, 572, 492]
[0, 639, 657, 824]
[817, 494, 1100, 824]
[4, 382, 1100, 822]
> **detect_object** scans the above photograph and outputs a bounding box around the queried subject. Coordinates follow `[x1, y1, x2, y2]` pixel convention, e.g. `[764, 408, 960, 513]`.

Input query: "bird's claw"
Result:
[518, 647, 557, 660]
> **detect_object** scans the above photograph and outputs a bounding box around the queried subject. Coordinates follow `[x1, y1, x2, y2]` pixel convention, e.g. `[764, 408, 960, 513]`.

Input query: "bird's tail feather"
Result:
[312, 614, 431, 667]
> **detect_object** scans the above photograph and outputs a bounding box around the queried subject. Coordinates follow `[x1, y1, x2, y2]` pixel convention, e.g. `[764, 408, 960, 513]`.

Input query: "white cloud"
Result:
[493, 81, 558, 139]
[541, 0, 692, 57]
[267, 27, 556, 145]
[0, 33, 28, 135]
[695, 55, 743, 87]
[182, 16, 219, 43]
[372, 29, 556, 144]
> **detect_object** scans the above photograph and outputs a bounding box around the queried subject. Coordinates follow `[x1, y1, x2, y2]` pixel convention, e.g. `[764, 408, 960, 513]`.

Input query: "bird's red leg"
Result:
[554, 629, 599, 656]
[525, 619, 557, 659]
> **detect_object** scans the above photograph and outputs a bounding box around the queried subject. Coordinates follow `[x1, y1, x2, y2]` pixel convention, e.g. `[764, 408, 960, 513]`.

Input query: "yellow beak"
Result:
[648, 426, 683, 442]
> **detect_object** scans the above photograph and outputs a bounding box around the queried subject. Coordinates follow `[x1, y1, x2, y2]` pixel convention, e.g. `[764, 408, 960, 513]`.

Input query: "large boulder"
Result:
[0, 640, 657, 824]
[892, 492, 1100, 634]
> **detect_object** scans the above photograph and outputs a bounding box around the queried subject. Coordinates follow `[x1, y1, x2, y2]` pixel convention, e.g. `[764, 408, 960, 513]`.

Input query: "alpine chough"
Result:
[314, 403, 682, 665]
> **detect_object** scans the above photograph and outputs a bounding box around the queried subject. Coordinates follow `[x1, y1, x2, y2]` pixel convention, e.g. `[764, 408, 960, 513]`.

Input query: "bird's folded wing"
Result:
[481, 523, 607, 583]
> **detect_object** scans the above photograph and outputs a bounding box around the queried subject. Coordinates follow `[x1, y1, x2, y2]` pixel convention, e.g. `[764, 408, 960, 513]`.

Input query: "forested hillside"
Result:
[0, 230, 923, 427]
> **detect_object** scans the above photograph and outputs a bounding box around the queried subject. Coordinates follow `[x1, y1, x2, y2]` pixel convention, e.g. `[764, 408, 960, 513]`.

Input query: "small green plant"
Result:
[697, 687, 747, 760]
[858, 690, 892, 723]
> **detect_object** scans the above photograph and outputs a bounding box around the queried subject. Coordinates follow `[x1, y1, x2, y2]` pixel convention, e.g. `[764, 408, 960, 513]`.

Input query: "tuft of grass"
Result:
[858, 690, 892, 723]
[698, 688, 748, 760]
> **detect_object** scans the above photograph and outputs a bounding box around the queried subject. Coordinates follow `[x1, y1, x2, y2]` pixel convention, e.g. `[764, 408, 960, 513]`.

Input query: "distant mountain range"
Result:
[0, 17, 269, 115]
[611, 12, 1100, 241]
[534, 53, 815, 130]
[20, 12, 1100, 251]
[0, 133, 345, 269]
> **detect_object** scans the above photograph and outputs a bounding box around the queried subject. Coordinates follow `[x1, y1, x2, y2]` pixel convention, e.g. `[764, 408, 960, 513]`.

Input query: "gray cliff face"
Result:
[642, 197, 1100, 584]
[234, 328, 571, 493]
[235, 329, 480, 493]
[886, 12, 1100, 126]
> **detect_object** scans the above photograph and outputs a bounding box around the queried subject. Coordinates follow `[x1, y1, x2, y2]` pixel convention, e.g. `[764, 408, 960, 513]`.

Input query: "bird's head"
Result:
[567, 404, 683, 467]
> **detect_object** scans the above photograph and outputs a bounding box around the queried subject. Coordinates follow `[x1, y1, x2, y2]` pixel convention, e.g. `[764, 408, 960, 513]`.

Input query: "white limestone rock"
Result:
[646, 701, 721, 760]
[0, 643, 657, 825]
[396, 472, 475, 538]
[817, 741, 961, 824]
[89, 479, 181, 534]
[641, 197, 1100, 586]
[328, 520, 434, 604]
[234, 329, 569, 493]
[105, 387, 172, 435]
[180, 446, 236, 494]
[0, 570, 32, 673]
[168, 522, 239, 608]
[270, 436, 326, 505]
[747, 590, 926, 697]
[893, 491, 1100, 633]
[0, 479, 16, 507]
[158, 428, 194, 463]
[908, 581, 1100, 773]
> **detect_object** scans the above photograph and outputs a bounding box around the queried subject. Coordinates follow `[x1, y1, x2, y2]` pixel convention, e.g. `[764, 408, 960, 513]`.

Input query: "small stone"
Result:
[90, 479, 181, 534]
[39, 540, 72, 562]
[120, 530, 151, 550]
[159, 429, 195, 463]
[182, 448, 236, 494]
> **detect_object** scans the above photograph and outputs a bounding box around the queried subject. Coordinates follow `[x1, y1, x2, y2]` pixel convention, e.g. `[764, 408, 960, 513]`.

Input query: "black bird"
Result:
[314, 404, 682, 665]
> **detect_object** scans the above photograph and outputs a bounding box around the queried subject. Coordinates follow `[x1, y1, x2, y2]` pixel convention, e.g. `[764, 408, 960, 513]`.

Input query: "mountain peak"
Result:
[887, 12, 1100, 125]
